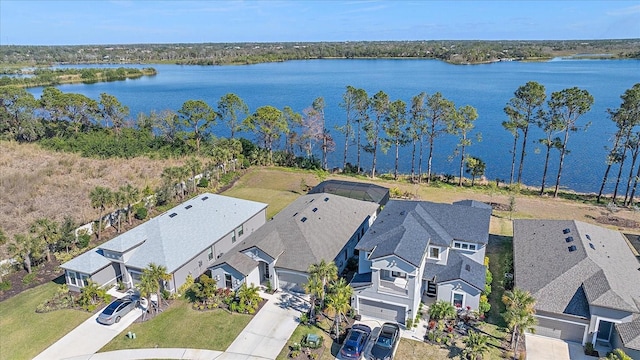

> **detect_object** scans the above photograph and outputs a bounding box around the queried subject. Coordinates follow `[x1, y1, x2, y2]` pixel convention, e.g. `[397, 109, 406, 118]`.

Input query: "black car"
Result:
[369, 322, 400, 360]
[340, 323, 371, 359]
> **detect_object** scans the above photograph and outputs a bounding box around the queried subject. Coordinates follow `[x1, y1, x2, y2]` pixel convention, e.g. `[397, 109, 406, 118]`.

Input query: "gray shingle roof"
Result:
[308, 180, 390, 205]
[357, 200, 492, 267]
[616, 315, 640, 351]
[62, 194, 267, 274]
[213, 193, 379, 273]
[60, 248, 112, 274]
[513, 219, 640, 317]
[422, 250, 486, 290]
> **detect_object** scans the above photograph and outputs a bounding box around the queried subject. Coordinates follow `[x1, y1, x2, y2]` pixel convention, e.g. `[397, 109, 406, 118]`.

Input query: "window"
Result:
[391, 271, 406, 279]
[453, 241, 477, 251]
[208, 247, 214, 260]
[428, 246, 440, 259]
[236, 225, 244, 237]
[225, 274, 233, 288]
[452, 292, 465, 308]
[232, 233, 236, 243]
[67, 271, 78, 286]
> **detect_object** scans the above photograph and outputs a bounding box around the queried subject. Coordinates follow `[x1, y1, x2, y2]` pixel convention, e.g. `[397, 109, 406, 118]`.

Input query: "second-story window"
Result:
[428, 246, 440, 259]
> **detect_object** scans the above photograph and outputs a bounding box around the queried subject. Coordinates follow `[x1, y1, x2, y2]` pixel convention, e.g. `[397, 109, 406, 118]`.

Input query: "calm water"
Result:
[29, 59, 640, 193]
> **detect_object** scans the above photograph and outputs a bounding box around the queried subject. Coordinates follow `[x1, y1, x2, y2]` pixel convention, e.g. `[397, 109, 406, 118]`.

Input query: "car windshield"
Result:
[103, 300, 123, 315]
[376, 335, 393, 349]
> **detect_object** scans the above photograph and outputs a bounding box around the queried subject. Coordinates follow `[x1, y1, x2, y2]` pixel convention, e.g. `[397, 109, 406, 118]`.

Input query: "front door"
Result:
[264, 263, 270, 280]
[597, 320, 613, 342]
[225, 274, 233, 289]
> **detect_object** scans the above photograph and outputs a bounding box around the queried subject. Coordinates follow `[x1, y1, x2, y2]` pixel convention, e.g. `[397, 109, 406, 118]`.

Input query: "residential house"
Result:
[61, 194, 267, 292]
[351, 199, 492, 325]
[308, 179, 390, 206]
[209, 191, 381, 293]
[513, 219, 640, 357]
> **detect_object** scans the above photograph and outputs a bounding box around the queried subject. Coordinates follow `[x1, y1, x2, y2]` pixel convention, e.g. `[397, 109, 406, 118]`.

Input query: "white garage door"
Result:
[534, 317, 586, 343]
[277, 271, 307, 293]
[358, 298, 405, 324]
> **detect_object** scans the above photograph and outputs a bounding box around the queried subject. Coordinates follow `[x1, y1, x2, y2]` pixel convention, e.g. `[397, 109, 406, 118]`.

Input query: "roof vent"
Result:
[568, 245, 577, 252]
[293, 212, 298, 217]
[301, 217, 307, 222]
[185, 205, 193, 209]
[400, 210, 406, 216]
[465, 264, 471, 271]
[309, 198, 314, 203]
[202, 196, 209, 201]
[563, 228, 571, 234]
[565, 236, 574, 243]
[586, 234, 591, 240]
[589, 243, 595, 250]
[312, 207, 318, 212]
[324, 197, 329, 202]
[169, 213, 178, 218]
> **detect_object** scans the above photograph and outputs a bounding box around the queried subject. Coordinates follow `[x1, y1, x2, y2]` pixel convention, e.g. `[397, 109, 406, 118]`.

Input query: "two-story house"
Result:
[513, 220, 640, 357]
[60, 194, 267, 292]
[351, 199, 492, 325]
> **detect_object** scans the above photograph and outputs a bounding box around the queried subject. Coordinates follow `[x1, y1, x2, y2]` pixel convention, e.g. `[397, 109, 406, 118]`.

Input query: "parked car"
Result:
[340, 323, 371, 359]
[369, 322, 400, 360]
[97, 296, 138, 325]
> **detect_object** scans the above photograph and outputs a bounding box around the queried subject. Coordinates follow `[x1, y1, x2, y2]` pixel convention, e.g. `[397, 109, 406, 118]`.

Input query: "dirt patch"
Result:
[0, 261, 64, 302]
[594, 215, 640, 229]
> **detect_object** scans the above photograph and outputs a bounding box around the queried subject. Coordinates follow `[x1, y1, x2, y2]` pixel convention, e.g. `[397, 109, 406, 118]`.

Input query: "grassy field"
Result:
[100, 300, 251, 352]
[0, 282, 92, 360]
[276, 321, 337, 360]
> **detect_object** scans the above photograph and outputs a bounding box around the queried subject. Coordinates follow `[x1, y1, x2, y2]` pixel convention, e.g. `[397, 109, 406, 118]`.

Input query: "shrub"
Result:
[77, 232, 91, 248]
[197, 177, 209, 188]
[406, 318, 413, 328]
[134, 206, 148, 220]
[478, 294, 491, 314]
[22, 272, 37, 285]
[0, 280, 11, 291]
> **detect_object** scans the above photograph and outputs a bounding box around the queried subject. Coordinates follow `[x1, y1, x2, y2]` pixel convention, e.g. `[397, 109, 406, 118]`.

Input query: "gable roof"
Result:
[513, 219, 640, 317]
[423, 250, 486, 290]
[62, 194, 267, 274]
[213, 192, 379, 273]
[308, 180, 390, 205]
[356, 200, 492, 267]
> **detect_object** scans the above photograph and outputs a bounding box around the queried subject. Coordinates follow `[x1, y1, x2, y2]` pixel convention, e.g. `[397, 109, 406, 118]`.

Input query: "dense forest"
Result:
[0, 67, 157, 88]
[1, 39, 639, 67]
[1, 81, 639, 206]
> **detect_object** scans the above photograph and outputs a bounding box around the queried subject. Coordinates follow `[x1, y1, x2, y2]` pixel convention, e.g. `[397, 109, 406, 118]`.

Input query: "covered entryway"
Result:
[276, 270, 307, 293]
[534, 316, 587, 343]
[357, 298, 405, 324]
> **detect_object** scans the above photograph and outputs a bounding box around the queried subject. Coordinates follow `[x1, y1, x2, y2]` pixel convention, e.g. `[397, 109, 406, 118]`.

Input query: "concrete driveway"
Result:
[33, 305, 143, 360]
[221, 291, 309, 360]
[525, 334, 600, 360]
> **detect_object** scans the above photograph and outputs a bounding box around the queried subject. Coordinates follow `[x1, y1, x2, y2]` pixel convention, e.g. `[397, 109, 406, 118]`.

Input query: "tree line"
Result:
[0, 67, 156, 88]
[1, 81, 639, 206]
[1, 39, 638, 67]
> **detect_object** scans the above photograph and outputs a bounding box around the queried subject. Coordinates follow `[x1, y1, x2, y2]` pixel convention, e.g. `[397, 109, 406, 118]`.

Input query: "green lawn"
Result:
[276, 321, 337, 360]
[0, 281, 92, 360]
[486, 234, 513, 327]
[99, 300, 251, 352]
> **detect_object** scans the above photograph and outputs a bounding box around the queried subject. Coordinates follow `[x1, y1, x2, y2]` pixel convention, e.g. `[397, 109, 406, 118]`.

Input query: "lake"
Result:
[29, 59, 640, 194]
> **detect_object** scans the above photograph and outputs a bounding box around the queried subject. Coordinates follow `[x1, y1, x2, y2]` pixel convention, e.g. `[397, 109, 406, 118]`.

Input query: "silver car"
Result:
[97, 296, 138, 325]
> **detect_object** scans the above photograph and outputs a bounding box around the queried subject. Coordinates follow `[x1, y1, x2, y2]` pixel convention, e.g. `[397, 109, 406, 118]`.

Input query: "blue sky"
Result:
[1, 1, 639, 45]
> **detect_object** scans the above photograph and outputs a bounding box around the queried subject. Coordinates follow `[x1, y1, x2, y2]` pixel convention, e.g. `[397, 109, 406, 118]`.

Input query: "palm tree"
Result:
[137, 272, 158, 318]
[325, 278, 353, 340]
[8, 233, 43, 274]
[30, 218, 60, 262]
[112, 190, 126, 233]
[89, 186, 114, 241]
[236, 282, 262, 314]
[185, 157, 202, 193]
[143, 263, 172, 311]
[502, 288, 537, 355]
[303, 273, 324, 323]
[428, 300, 456, 321]
[120, 183, 140, 225]
[462, 330, 490, 360]
[307, 260, 338, 310]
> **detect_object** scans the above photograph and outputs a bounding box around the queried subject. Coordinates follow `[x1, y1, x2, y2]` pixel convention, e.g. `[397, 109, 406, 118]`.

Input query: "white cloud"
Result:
[606, 4, 640, 16]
